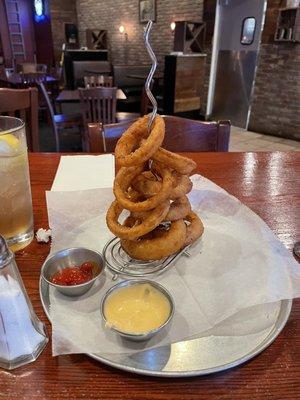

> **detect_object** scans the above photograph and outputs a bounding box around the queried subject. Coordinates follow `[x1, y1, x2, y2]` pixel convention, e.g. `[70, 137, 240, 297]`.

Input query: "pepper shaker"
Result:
[0, 235, 48, 370]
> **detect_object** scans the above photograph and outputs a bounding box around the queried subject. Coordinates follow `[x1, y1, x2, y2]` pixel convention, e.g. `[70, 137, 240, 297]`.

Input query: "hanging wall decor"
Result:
[139, 0, 156, 23]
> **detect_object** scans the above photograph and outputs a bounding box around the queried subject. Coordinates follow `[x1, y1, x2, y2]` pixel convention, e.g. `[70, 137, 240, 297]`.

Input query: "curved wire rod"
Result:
[143, 20, 158, 131]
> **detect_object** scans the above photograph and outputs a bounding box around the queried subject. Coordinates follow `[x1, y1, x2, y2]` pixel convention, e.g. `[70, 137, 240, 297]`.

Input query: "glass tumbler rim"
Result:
[0, 116, 25, 136]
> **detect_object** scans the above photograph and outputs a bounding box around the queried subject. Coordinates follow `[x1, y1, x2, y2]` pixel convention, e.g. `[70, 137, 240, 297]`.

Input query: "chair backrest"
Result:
[113, 65, 150, 88]
[87, 116, 231, 153]
[0, 65, 6, 80]
[73, 61, 111, 86]
[79, 87, 117, 127]
[0, 87, 39, 151]
[17, 63, 37, 74]
[50, 65, 63, 79]
[37, 64, 47, 73]
[49, 65, 64, 90]
[84, 75, 113, 88]
[161, 116, 230, 152]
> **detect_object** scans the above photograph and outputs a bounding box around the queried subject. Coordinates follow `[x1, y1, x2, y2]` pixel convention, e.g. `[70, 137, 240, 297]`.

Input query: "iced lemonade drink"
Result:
[0, 117, 34, 251]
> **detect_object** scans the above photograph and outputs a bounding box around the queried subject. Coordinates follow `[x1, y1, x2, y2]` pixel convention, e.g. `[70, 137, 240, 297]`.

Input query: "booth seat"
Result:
[73, 61, 111, 88]
[113, 65, 150, 112]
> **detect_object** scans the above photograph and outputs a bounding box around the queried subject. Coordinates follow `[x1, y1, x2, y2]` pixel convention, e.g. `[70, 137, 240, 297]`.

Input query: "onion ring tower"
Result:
[104, 21, 204, 277]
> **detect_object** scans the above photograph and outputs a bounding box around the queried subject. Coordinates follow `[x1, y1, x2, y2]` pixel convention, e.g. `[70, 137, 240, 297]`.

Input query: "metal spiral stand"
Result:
[104, 21, 191, 279]
[143, 20, 158, 131]
[103, 237, 191, 279]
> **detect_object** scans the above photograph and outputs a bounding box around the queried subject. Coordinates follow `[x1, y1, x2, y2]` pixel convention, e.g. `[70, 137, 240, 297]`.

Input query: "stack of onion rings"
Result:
[106, 114, 204, 261]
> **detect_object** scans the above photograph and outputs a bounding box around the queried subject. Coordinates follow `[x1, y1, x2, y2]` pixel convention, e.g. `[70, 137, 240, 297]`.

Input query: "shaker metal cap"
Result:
[0, 235, 13, 268]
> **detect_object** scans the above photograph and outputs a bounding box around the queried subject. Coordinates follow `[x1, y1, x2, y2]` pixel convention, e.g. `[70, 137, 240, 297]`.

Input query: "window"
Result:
[241, 17, 256, 45]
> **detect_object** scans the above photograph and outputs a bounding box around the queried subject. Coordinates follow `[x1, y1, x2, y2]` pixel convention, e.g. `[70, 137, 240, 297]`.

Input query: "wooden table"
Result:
[127, 73, 163, 81]
[3, 152, 299, 399]
[0, 73, 58, 88]
[56, 88, 126, 104]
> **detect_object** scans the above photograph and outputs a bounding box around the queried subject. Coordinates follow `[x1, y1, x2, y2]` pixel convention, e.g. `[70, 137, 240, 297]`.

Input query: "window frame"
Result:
[240, 16, 256, 45]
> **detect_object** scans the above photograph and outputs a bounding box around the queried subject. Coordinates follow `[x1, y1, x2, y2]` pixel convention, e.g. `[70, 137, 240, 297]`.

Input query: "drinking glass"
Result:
[0, 116, 34, 251]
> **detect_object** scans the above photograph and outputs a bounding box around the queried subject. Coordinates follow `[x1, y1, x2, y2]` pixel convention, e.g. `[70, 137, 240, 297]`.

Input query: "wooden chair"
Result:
[16, 63, 36, 74]
[0, 65, 6, 80]
[50, 65, 64, 91]
[0, 66, 10, 88]
[83, 75, 113, 88]
[38, 82, 83, 152]
[79, 87, 117, 126]
[37, 64, 47, 73]
[79, 86, 139, 133]
[0, 87, 39, 151]
[87, 116, 231, 153]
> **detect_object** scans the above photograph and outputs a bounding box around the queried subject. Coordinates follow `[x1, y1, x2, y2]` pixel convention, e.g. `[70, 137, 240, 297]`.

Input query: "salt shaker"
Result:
[0, 235, 48, 370]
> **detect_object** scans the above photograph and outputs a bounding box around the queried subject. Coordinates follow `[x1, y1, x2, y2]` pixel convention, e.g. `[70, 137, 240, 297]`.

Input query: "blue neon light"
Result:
[34, 0, 45, 22]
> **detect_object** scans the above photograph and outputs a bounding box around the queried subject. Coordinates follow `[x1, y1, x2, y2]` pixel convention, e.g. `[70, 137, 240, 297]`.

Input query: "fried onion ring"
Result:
[170, 175, 192, 200]
[153, 147, 196, 175]
[106, 112, 204, 260]
[114, 163, 173, 212]
[106, 200, 170, 240]
[131, 171, 160, 197]
[132, 171, 192, 200]
[165, 196, 191, 221]
[121, 218, 187, 261]
[184, 211, 204, 246]
[132, 195, 191, 223]
[115, 115, 165, 167]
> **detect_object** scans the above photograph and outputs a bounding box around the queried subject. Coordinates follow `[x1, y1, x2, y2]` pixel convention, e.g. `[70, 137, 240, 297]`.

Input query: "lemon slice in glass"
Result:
[0, 133, 20, 154]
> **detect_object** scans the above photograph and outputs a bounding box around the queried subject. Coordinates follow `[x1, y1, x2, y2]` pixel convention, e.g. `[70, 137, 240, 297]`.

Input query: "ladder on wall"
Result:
[4, 0, 26, 66]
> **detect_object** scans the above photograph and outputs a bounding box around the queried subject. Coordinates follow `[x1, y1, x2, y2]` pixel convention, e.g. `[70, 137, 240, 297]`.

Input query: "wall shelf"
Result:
[274, 7, 300, 42]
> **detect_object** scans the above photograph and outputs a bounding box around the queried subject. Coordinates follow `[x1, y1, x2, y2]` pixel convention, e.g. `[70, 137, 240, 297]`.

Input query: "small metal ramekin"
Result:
[41, 247, 104, 296]
[101, 279, 174, 341]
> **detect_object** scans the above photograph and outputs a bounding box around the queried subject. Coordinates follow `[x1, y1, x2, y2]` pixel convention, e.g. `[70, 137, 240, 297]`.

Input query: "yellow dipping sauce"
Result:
[104, 283, 171, 334]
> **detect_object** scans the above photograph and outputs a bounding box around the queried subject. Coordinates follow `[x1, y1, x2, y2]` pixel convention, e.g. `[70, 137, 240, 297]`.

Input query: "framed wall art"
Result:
[139, 0, 156, 23]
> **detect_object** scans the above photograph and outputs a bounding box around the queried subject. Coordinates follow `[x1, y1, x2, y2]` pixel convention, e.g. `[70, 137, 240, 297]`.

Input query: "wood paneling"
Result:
[164, 55, 207, 114]
[174, 55, 206, 112]
[261, 0, 282, 44]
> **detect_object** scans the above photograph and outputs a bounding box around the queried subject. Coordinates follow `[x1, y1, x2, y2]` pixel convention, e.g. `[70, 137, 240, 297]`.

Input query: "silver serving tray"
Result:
[39, 276, 292, 377]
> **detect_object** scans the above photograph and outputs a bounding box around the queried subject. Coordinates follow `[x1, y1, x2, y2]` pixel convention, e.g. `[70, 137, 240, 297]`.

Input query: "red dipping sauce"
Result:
[50, 262, 95, 286]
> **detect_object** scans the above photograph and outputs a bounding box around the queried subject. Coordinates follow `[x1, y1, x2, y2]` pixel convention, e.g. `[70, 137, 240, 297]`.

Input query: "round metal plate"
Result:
[39, 277, 292, 377]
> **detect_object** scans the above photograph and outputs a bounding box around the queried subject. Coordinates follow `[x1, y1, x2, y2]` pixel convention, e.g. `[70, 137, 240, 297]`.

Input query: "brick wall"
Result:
[74, 0, 299, 139]
[248, 0, 300, 140]
[76, 0, 203, 69]
[248, 44, 300, 140]
[50, 0, 78, 62]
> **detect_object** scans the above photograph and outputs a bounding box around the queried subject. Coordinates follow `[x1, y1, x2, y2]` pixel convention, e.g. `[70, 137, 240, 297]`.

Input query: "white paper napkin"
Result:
[46, 176, 300, 356]
[51, 155, 115, 191]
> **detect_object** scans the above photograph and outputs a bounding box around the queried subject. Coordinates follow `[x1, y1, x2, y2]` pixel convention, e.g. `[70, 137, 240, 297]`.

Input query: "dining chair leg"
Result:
[55, 101, 62, 114]
[55, 126, 60, 152]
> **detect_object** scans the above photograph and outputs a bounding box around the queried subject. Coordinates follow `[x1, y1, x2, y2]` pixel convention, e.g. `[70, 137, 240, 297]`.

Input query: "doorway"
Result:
[207, 0, 267, 128]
